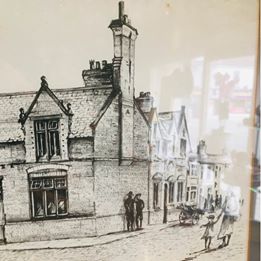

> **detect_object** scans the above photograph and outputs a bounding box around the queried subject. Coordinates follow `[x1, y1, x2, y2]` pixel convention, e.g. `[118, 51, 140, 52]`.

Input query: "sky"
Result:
[0, 0, 257, 95]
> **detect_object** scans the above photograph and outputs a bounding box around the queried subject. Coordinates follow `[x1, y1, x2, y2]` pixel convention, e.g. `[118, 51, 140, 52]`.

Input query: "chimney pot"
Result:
[139, 92, 144, 97]
[89, 60, 95, 70]
[123, 14, 128, 23]
[102, 60, 107, 69]
[96, 61, 101, 69]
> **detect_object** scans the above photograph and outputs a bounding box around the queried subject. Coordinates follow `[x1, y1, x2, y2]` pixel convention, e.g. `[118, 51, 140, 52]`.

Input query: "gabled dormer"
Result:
[19, 76, 73, 163]
[176, 106, 191, 158]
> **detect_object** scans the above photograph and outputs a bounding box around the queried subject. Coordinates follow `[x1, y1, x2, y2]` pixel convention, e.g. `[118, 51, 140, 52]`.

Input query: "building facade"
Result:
[0, 2, 150, 243]
[0, 1, 229, 244]
[188, 140, 231, 210]
[136, 92, 192, 224]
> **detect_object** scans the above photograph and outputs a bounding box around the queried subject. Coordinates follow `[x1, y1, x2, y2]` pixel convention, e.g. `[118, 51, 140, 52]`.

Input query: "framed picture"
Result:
[0, 1, 259, 260]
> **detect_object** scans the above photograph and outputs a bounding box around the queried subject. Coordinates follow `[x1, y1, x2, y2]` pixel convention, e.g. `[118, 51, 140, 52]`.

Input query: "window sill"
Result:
[37, 156, 63, 163]
[31, 213, 95, 222]
[32, 214, 69, 221]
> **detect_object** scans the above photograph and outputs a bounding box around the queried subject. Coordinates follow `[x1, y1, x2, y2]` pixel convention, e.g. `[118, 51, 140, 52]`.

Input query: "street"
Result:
[0, 213, 248, 261]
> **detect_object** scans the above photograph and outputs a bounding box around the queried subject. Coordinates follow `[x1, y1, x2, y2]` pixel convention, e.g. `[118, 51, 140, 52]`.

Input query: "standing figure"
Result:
[200, 212, 222, 249]
[217, 191, 240, 248]
[124, 191, 135, 231]
[135, 193, 144, 230]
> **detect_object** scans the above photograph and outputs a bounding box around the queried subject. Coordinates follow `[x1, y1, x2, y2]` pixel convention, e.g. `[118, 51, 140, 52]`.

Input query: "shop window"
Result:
[153, 183, 159, 208]
[177, 181, 184, 202]
[35, 119, 61, 161]
[30, 176, 68, 219]
[169, 182, 174, 203]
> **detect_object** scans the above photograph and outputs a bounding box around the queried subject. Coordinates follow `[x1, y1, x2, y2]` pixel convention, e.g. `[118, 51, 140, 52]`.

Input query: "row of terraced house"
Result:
[0, 1, 230, 243]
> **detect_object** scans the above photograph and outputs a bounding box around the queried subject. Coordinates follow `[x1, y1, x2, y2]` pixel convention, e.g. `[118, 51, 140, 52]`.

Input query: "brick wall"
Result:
[1, 165, 30, 222]
[94, 161, 149, 227]
[5, 217, 96, 243]
[0, 160, 95, 223]
[68, 138, 93, 159]
[0, 143, 25, 164]
[68, 161, 95, 216]
[121, 102, 134, 159]
[133, 106, 149, 160]
[94, 98, 120, 159]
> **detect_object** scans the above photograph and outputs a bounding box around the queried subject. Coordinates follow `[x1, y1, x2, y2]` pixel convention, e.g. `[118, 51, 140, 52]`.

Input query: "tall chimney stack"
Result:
[119, 1, 124, 20]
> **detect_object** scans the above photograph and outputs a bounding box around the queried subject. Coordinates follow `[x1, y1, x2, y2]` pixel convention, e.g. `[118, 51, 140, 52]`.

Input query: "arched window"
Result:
[167, 175, 175, 203]
[176, 175, 185, 203]
[152, 173, 162, 209]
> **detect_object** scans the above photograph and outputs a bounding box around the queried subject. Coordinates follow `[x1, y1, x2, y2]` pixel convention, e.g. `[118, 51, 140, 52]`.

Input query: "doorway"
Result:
[163, 183, 168, 223]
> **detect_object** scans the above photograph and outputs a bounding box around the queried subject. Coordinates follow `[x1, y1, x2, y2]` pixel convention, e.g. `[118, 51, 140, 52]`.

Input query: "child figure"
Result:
[200, 212, 222, 249]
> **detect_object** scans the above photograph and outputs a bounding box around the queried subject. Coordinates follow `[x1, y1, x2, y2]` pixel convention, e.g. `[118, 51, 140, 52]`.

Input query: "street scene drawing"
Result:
[0, 1, 252, 260]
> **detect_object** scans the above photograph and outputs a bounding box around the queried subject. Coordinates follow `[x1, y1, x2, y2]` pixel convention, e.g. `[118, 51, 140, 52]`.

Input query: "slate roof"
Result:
[0, 86, 112, 143]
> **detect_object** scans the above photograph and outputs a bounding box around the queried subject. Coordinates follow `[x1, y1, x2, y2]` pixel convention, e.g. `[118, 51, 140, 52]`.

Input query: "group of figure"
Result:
[124, 191, 144, 231]
[200, 191, 240, 250]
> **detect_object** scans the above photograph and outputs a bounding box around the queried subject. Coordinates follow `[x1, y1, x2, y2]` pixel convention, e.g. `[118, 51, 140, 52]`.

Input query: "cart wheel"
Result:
[179, 212, 186, 224]
[192, 213, 199, 225]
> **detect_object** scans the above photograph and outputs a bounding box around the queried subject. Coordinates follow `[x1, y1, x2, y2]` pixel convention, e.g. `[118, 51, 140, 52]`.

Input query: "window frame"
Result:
[177, 181, 184, 202]
[30, 175, 68, 220]
[190, 186, 197, 202]
[34, 117, 61, 162]
[168, 182, 175, 203]
[153, 182, 160, 209]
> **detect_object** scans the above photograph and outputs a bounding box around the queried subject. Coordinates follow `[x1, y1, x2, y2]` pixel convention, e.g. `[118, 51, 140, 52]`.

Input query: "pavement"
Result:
[0, 213, 249, 261]
[0, 225, 153, 251]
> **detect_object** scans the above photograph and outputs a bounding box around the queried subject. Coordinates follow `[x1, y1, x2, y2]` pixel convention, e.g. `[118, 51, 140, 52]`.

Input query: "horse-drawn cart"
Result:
[177, 204, 203, 225]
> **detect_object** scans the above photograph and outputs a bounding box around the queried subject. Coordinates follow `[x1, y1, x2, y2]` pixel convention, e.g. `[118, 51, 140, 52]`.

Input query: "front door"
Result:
[163, 184, 168, 223]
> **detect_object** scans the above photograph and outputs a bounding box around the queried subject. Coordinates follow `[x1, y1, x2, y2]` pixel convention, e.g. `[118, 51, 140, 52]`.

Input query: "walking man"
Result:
[124, 191, 135, 231]
[135, 193, 145, 230]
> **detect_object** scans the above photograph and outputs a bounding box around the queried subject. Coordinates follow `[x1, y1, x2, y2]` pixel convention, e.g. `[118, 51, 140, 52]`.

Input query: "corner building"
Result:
[0, 2, 150, 243]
